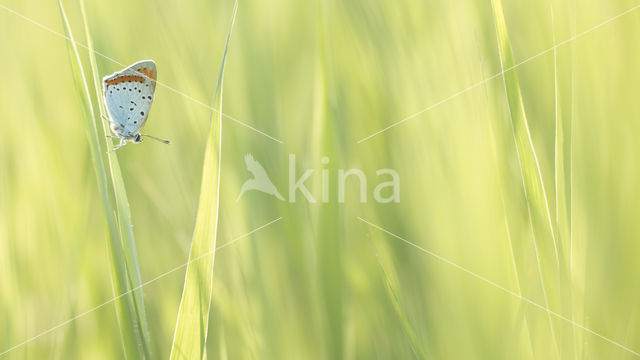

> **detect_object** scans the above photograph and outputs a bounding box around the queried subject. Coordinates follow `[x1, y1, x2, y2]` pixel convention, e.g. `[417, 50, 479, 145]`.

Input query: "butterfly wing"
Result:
[127, 60, 157, 89]
[103, 60, 157, 138]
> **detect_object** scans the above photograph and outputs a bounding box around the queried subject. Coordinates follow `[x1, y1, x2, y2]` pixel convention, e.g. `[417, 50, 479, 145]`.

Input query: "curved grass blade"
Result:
[59, 0, 151, 357]
[369, 237, 427, 359]
[490, 0, 561, 356]
[474, 36, 535, 356]
[80, 1, 152, 357]
[490, 0, 559, 264]
[170, 2, 238, 359]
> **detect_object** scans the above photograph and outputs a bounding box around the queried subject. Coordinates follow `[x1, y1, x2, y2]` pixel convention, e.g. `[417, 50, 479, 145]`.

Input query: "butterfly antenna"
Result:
[141, 134, 171, 144]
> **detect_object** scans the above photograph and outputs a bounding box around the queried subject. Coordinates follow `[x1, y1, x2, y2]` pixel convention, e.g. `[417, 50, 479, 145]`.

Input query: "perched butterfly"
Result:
[103, 60, 170, 151]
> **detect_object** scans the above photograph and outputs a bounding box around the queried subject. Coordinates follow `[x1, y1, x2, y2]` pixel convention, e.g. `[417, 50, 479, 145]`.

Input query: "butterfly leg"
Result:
[109, 139, 127, 152]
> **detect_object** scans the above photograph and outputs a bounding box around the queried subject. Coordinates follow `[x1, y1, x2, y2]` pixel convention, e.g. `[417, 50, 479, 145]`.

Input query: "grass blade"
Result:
[313, 2, 344, 358]
[79, 5, 152, 355]
[475, 36, 535, 356]
[369, 237, 427, 359]
[549, 1, 579, 357]
[170, 2, 238, 359]
[490, 0, 562, 356]
[490, 0, 559, 264]
[59, 1, 151, 357]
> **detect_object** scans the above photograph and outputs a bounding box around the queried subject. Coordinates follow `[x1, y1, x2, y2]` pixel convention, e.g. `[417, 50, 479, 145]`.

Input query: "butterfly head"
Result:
[133, 134, 143, 143]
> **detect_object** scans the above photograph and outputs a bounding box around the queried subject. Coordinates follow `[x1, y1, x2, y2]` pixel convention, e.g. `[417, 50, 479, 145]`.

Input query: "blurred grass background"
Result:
[2, 0, 640, 358]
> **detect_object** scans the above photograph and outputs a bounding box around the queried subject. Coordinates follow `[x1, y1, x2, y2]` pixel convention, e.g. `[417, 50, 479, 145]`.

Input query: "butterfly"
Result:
[103, 60, 170, 151]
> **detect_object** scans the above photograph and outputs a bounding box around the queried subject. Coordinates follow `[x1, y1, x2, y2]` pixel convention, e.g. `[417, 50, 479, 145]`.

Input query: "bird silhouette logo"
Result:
[237, 154, 285, 201]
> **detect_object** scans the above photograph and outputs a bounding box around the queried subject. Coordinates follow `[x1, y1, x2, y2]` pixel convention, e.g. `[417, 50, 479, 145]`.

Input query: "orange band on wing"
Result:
[136, 68, 155, 81]
[106, 74, 146, 86]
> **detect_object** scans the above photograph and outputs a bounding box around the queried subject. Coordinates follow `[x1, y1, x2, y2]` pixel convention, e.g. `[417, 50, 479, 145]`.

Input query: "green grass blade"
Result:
[313, 3, 344, 358]
[370, 237, 427, 359]
[170, 3, 238, 359]
[490, 0, 561, 356]
[59, 1, 151, 358]
[79, 3, 152, 357]
[491, 0, 559, 263]
[549, 1, 579, 358]
[475, 37, 535, 356]
[567, 2, 586, 357]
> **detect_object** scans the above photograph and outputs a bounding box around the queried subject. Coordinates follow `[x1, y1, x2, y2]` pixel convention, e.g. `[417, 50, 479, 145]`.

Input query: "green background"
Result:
[1, 0, 640, 358]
